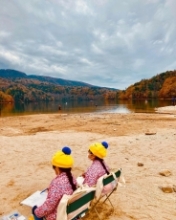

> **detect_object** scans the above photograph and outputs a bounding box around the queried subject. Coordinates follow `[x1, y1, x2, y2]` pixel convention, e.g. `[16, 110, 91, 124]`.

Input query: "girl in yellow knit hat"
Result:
[82, 141, 110, 187]
[32, 147, 77, 220]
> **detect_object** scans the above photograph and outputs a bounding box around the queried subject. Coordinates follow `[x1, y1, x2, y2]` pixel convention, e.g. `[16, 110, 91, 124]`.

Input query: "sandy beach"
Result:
[0, 106, 176, 220]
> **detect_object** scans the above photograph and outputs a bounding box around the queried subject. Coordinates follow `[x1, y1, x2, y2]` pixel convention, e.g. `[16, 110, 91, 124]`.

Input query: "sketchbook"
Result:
[20, 190, 48, 207]
[1, 211, 26, 220]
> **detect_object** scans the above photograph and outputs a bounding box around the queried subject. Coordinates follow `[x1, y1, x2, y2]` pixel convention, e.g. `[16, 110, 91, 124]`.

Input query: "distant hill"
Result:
[117, 70, 176, 100]
[0, 69, 27, 78]
[0, 69, 93, 87]
[0, 69, 118, 103]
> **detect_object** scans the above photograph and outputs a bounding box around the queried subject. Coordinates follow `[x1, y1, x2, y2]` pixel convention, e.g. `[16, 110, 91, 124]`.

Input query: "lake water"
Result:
[0, 99, 172, 117]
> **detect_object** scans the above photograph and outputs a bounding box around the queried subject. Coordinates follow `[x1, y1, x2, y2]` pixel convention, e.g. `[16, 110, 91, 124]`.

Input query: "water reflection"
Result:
[0, 99, 171, 117]
[123, 99, 169, 113]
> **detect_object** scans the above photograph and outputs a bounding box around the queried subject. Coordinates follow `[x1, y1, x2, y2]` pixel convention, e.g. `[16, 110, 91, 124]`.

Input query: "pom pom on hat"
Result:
[102, 141, 108, 149]
[62, 146, 71, 155]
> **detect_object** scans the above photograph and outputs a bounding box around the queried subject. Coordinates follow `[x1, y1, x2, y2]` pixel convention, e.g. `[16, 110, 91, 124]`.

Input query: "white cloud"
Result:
[91, 44, 104, 54]
[146, 0, 160, 4]
[0, 31, 11, 38]
[75, 0, 94, 15]
[0, 0, 176, 89]
[80, 58, 93, 66]
[133, 59, 145, 70]
[0, 48, 21, 65]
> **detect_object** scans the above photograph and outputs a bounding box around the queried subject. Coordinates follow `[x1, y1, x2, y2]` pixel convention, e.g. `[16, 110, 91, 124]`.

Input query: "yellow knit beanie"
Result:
[89, 141, 108, 159]
[51, 147, 74, 168]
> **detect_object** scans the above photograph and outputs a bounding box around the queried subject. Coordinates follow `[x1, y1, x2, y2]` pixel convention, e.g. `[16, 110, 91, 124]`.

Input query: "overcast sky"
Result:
[0, 0, 176, 89]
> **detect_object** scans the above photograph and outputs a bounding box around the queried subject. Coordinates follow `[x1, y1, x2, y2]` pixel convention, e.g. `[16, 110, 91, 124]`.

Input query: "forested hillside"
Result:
[0, 69, 117, 103]
[117, 70, 176, 100]
[0, 69, 92, 86]
[1, 69, 175, 104]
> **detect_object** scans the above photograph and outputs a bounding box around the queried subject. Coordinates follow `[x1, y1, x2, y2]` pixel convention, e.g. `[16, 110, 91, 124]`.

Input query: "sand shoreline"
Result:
[155, 105, 176, 114]
[0, 107, 176, 220]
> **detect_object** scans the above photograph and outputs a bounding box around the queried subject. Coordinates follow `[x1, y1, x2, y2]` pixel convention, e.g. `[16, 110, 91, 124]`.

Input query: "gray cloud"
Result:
[0, 0, 176, 89]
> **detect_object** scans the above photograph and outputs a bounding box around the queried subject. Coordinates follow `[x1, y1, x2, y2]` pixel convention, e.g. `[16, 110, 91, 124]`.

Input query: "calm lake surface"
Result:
[0, 99, 172, 117]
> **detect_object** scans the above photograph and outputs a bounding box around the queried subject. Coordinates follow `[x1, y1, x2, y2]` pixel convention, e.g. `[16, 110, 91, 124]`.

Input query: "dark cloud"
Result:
[0, 0, 176, 89]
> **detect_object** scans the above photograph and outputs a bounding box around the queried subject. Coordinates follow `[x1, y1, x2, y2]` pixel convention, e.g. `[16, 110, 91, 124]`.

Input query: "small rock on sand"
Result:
[137, 162, 144, 167]
[173, 185, 176, 192]
[145, 132, 156, 135]
[159, 170, 172, 177]
[159, 185, 173, 193]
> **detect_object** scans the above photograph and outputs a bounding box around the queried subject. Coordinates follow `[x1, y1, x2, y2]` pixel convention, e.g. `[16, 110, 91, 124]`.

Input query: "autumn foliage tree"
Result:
[118, 70, 176, 100]
[159, 76, 176, 98]
[0, 91, 14, 103]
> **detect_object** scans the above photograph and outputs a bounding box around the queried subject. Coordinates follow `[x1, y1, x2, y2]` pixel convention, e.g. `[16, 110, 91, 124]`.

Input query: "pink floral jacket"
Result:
[35, 172, 76, 220]
[83, 160, 109, 187]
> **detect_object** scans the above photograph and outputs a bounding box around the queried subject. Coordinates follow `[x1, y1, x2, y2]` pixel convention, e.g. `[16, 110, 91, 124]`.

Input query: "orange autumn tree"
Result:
[159, 76, 176, 98]
[0, 91, 14, 103]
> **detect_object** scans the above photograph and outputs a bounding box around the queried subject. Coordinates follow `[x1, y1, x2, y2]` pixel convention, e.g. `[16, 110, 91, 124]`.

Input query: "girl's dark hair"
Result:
[59, 167, 77, 191]
[95, 157, 110, 175]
